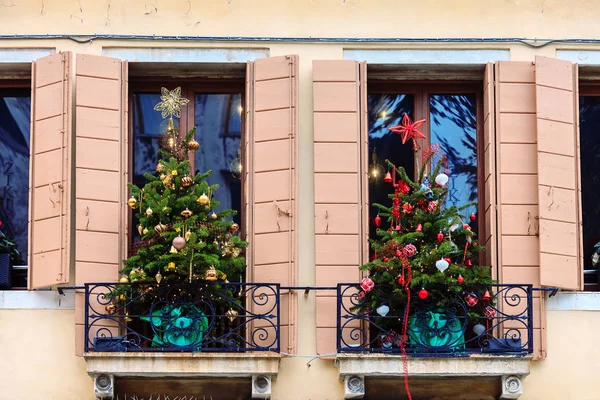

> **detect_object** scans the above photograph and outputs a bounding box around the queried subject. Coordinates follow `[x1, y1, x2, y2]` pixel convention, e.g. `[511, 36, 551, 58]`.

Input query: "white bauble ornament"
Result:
[435, 173, 449, 186]
[376, 305, 390, 317]
[473, 323, 486, 336]
[435, 258, 449, 273]
[146, 207, 153, 216]
[593, 253, 599, 264]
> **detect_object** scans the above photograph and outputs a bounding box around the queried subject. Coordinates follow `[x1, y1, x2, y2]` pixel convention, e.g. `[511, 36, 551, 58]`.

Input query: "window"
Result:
[129, 81, 244, 247]
[0, 85, 31, 289]
[579, 87, 600, 291]
[367, 83, 483, 242]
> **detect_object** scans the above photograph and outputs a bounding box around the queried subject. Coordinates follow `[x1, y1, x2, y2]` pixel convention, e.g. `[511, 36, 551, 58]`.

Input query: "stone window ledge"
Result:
[337, 354, 531, 399]
[85, 352, 281, 378]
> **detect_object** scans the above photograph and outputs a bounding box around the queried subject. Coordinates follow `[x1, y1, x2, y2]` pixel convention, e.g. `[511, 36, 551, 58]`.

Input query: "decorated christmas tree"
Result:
[120, 87, 246, 286]
[357, 114, 494, 344]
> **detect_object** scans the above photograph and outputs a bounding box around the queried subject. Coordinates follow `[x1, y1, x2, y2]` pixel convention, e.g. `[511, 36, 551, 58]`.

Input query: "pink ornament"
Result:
[172, 236, 186, 250]
[360, 277, 375, 292]
[427, 201, 439, 212]
[484, 305, 497, 318]
[404, 244, 417, 257]
[416, 224, 422, 232]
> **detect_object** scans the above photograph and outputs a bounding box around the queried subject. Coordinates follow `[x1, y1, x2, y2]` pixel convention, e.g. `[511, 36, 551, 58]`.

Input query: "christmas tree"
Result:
[357, 114, 494, 339]
[120, 87, 246, 286]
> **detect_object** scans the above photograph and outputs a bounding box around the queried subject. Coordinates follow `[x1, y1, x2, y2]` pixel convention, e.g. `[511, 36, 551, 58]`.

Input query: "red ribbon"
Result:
[399, 252, 413, 400]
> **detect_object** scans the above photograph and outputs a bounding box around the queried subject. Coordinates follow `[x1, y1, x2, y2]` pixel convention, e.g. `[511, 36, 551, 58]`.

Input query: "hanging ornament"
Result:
[154, 223, 167, 233]
[427, 201, 439, 212]
[172, 236, 186, 250]
[383, 170, 393, 183]
[181, 208, 193, 218]
[465, 259, 473, 268]
[463, 223, 471, 230]
[418, 288, 428, 300]
[470, 213, 476, 221]
[229, 223, 240, 234]
[383, 257, 389, 262]
[444, 257, 452, 264]
[181, 176, 193, 187]
[404, 244, 417, 257]
[484, 305, 497, 318]
[138, 225, 143, 236]
[374, 215, 381, 227]
[437, 232, 444, 243]
[376, 305, 390, 317]
[155, 272, 163, 284]
[171, 169, 178, 177]
[105, 304, 116, 314]
[127, 196, 138, 209]
[205, 266, 218, 282]
[397, 181, 410, 195]
[170, 245, 178, 254]
[435, 173, 449, 186]
[360, 277, 375, 292]
[395, 224, 401, 231]
[156, 163, 164, 173]
[395, 249, 402, 258]
[167, 262, 176, 271]
[435, 258, 449, 273]
[415, 223, 422, 232]
[449, 224, 460, 232]
[142, 227, 148, 235]
[211, 212, 218, 220]
[159, 173, 167, 181]
[420, 176, 434, 200]
[187, 139, 200, 151]
[457, 275, 464, 283]
[482, 290, 491, 301]
[402, 203, 413, 214]
[473, 323, 486, 336]
[465, 294, 478, 307]
[119, 276, 129, 283]
[388, 113, 426, 149]
[197, 193, 210, 205]
[397, 275, 406, 285]
[226, 309, 239, 322]
[163, 175, 173, 187]
[184, 231, 192, 241]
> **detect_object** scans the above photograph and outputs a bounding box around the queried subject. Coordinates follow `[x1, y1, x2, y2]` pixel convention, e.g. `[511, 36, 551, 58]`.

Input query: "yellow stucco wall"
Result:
[2, 1, 600, 399]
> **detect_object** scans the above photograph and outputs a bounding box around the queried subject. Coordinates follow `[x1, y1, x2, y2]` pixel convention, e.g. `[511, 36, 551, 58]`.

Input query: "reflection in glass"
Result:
[579, 96, 600, 286]
[430, 94, 478, 224]
[0, 91, 31, 269]
[195, 94, 242, 224]
[368, 94, 415, 238]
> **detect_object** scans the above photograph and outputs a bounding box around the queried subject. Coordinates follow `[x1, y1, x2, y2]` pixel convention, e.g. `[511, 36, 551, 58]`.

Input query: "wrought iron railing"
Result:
[84, 282, 280, 352]
[337, 283, 533, 355]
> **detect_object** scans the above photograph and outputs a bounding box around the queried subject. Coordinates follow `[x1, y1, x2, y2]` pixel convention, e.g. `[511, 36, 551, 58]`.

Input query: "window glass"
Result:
[0, 89, 31, 287]
[579, 95, 600, 288]
[368, 94, 415, 238]
[194, 93, 243, 224]
[430, 94, 478, 228]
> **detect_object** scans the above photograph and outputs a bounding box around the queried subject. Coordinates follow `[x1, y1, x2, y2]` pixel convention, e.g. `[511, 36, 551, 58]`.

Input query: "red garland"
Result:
[399, 251, 413, 400]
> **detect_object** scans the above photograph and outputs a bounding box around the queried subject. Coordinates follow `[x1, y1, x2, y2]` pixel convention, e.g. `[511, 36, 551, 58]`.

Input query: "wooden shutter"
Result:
[483, 62, 498, 279]
[535, 56, 582, 290]
[74, 54, 128, 355]
[495, 61, 546, 359]
[313, 60, 367, 355]
[246, 55, 298, 353]
[28, 52, 72, 289]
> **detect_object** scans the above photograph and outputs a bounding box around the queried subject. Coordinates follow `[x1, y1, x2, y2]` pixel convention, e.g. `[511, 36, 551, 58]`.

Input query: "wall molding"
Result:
[0, 48, 55, 62]
[102, 47, 269, 63]
[343, 49, 510, 64]
[0, 290, 74, 310]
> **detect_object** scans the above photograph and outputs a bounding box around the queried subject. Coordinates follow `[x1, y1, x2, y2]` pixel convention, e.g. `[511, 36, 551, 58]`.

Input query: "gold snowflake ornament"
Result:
[154, 87, 190, 119]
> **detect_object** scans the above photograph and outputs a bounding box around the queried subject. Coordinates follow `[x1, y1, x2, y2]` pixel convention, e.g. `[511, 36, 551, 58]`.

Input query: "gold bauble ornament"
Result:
[181, 176, 193, 187]
[156, 163, 164, 173]
[119, 276, 129, 283]
[226, 308, 239, 322]
[159, 173, 167, 181]
[142, 227, 149, 235]
[181, 208, 193, 218]
[163, 175, 173, 187]
[146, 207, 153, 216]
[170, 245, 178, 254]
[119, 294, 126, 301]
[205, 266, 218, 282]
[185, 231, 192, 241]
[127, 196, 138, 209]
[197, 193, 210, 206]
[211, 212, 218, 220]
[229, 223, 239, 234]
[154, 223, 167, 233]
[167, 262, 176, 271]
[138, 225, 143, 236]
[155, 272, 163, 284]
[105, 304, 116, 314]
[187, 139, 200, 151]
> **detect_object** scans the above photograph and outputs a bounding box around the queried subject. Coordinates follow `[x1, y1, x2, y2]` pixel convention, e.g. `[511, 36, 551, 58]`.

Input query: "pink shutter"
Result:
[74, 54, 128, 355]
[483, 62, 498, 278]
[28, 52, 72, 289]
[246, 55, 298, 353]
[535, 56, 582, 290]
[313, 60, 367, 355]
[495, 61, 545, 359]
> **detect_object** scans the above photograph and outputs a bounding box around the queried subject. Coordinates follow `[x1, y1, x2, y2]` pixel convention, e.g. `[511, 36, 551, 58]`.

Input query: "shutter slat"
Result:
[28, 51, 72, 289]
[535, 56, 582, 290]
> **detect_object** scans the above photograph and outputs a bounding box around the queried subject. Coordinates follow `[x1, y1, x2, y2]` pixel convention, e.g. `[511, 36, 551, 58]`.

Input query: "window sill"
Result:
[546, 291, 600, 311]
[337, 353, 531, 399]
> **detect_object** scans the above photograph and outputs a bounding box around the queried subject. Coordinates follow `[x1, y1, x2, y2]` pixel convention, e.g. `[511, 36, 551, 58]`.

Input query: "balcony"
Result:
[336, 284, 534, 399]
[83, 282, 281, 398]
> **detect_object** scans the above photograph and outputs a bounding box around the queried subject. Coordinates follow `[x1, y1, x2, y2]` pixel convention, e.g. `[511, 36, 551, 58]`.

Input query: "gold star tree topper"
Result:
[154, 87, 190, 119]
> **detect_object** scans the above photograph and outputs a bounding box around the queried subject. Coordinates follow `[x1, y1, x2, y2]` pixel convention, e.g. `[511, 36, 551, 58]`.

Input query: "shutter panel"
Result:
[246, 55, 298, 353]
[483, 62, 498, 279]
[495, 61, 546, 359]
[74, 54, 128, 356]
[28, 52, 72, 289]
[535, 56, 582, 290]
[313, 60, 367, 355]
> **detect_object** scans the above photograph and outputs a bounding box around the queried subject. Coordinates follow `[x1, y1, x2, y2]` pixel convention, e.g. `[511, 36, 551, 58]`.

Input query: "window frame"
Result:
[367, 81, 485, 239]
[127, 79, 246, 256]
[0, 79, 32, 289]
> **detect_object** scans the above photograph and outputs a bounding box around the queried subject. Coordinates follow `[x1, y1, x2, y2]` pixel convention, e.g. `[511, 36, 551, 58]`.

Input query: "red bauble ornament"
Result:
[418, 288, 428, 300]
[384, 171, 393, 183]
[416, 224, 422, 232]
[383, 257, 389, 262]
[470, 213, 476, 221]
[482, 290, 491, 301]
[437, 232, 444, 243]
[457, 275, 464, 283]
[463, 223, 470, 230]
[374, 215, 381, 227]
[444, 257, 452, 264]
[465, 294, 478, 307]
[395, 249, 402, 258]
[397, 275, 406, 285]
